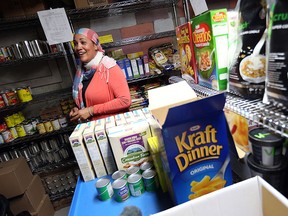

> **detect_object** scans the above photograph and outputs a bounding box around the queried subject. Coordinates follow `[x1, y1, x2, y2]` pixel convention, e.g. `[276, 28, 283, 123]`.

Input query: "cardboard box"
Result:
[74, 0, 108, 9]
[148, 82, 233, 205]
[0, 157, 33, 199]
[191, 9, 229, 90]
[94, 118, 117, 174]
[21, 0, 46, 16]
[107, 119, 152, 170]
[10, 175, 46, 215]
[31, 194, 55, 216]
[69, 123, 95, 182]
[176, 22, 198, 83]
[0, 0, 26, 18]
[83, 121, 107, 178]
[151, 176, 288, 216]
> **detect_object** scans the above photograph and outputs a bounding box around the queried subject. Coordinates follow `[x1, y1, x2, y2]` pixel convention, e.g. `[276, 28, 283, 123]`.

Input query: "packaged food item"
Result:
[148, 43, 175, 71]
[191, 8, 229, 90]
[228, 0, 267, 99]
[176, 22, 198, 83]
[264, 0, 288, 106]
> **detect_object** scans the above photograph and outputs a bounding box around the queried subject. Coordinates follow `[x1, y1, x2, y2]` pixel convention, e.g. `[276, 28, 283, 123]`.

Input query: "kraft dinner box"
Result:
[148, 81, 233, 205]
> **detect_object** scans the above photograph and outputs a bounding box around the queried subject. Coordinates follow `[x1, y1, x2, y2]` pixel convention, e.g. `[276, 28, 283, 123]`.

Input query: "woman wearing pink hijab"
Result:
[69, 28, 131, 122]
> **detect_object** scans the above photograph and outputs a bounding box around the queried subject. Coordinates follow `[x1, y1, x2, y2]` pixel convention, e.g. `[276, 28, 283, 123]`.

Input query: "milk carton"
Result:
[83, 121, 107, 178]
[123, 111, 135, 124]
[114, 113, 127, 126]
[69, 123, 95, 182]
[94, 118, 117, 174]
[132, 109, 146, 122]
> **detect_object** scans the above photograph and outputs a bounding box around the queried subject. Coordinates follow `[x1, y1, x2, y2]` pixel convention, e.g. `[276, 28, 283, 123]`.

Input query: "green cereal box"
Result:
[148, 83, 233, 205]
[191, 9, 229, 90]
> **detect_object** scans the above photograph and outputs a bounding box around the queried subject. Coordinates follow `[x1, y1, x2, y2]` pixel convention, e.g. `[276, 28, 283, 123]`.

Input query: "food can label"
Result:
[127, 173, 145, 197]
[4, 90, 18, 106]
[112, 179, 130, 202]
[0, 133, 5, 144]
[9, 127, 18, 139]
[59, 116, 68, 128]
[96, 178, 114, 201]
[24, 122, 34, 135]
[4, 115, 15, 128]
[142, 169, 158, 192]
[2, 130, 15, 143]
[17, 87, 33, 102]
[0, 94, 5, 108]
[36, 123, 46, 134]
[44, 121, 53, 132]
[51, 119, 61, 130]
[16, 124, 26, 137]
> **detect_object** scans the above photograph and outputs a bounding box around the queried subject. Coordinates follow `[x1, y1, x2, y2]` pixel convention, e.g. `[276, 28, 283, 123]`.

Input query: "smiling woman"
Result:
[69, 28, 131, 122]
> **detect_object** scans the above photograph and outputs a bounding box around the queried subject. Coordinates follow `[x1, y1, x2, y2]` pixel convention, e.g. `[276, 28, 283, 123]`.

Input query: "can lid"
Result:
[248, 127, 285, 147]
[95, 178, 110, 188]
[247, 153, 288, 172]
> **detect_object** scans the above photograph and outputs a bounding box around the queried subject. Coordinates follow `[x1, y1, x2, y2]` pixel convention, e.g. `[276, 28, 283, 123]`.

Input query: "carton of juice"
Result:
[191, 9, 229, 90]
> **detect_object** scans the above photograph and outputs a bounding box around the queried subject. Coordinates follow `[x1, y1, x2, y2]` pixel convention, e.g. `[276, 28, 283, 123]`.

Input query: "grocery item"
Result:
[191, 8, 229, 90]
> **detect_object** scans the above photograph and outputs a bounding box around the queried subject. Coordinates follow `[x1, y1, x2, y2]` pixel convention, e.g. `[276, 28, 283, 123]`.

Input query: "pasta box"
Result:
[148, 81, 233, 205]
[151, 176, 288, 216]
[191, 9, 229, 91]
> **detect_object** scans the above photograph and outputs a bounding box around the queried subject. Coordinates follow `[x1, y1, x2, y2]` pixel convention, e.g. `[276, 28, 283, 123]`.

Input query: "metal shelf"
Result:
[187, 81, 288, 139]
[102, 30, 175, 49]
[0, 0, 178, 30]
[34, 159, 77, 175]
[68, 0, 178, 21]
[0, 52, 65, 67]
[127, 73, 164, 84]
[0, 125, 76, 151]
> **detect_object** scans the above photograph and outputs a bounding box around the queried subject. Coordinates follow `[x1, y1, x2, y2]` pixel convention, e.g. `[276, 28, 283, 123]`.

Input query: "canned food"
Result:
[58, 116, 68, 128]
[140, 161, 153, 173]
[2, 89, 19, 106]
[0, 94, 6, 108]
[112, 170, 127, 180]
[2, 130, 15, 143]
[95, 178, 114, 201]
[51, 118, 61, 130]
[44, 120, 53, 132]
[142, 169, 158, 191]
[0, 122, 7, 132]
[16, 86, 33, 102]
[9, 127, 18, 139]
[126, 165, 140, 176]
[23, 121, 34, 135]
[127, 173, 145, 197]
[112, 178, 130, 202]
[12, 113, 22, 125]
[0, 133, 4, 144]
[15, 124, 26, 137]
[4, 115, 15, 128]
[36, 122, 46, 134]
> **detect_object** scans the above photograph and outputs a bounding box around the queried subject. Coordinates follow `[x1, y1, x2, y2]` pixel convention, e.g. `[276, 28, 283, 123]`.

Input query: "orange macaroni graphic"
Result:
[189, 175, 226, 200]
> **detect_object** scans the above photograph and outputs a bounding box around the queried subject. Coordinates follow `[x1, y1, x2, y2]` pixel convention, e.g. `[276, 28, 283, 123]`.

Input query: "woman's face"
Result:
[74, 34, 97, 63]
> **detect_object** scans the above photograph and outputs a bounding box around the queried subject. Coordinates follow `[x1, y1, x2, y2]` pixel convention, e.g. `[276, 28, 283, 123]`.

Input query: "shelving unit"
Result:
[187, 81, 288, 139]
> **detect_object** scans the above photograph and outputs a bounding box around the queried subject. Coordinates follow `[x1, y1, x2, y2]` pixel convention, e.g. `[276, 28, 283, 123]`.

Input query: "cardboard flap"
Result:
[163, 93, 226, 127]
[148, 81, 198, 126]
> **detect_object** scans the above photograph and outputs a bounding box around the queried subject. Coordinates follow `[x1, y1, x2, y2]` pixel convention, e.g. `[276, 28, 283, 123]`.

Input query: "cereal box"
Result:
[148, 82, 233, 205]
[191, 9, 229, 90]
[176, 22, 198, 83]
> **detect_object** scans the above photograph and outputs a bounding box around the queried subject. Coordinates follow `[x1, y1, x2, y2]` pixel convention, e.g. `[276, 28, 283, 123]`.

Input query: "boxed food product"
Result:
[9, 175, 46, 215]
[69, 123, 95, 182]
[107, 119, 152, 170]
[31, 194, 55, 216]
[191, 9, 229, 90]
[151, 176, 288, 216]
[0, 157, 33, 199]
[94, 118, 117, 174]
[148, 81, 233, 205]
[176, 22, 198, 83]
[83, 121, 107, 178]
[74, 0, 108, 9]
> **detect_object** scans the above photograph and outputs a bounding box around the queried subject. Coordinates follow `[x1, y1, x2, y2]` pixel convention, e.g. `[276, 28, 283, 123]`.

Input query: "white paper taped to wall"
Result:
[189, 0, 208, 16]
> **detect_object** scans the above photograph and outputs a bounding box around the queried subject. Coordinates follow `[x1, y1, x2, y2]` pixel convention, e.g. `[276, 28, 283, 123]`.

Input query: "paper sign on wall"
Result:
[189, 0, 208, 16]
[37, 8, 73, 45]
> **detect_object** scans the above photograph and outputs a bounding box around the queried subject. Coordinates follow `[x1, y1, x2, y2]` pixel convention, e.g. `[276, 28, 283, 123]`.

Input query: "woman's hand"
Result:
[69, 107, 91, 122]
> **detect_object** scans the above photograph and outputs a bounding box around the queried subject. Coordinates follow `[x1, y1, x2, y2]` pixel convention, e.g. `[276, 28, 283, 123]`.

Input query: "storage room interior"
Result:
[0, 0, 287, 216]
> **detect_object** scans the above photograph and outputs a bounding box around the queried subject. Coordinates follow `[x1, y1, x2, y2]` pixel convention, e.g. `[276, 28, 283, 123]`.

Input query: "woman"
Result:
[69, 28, 131, 122]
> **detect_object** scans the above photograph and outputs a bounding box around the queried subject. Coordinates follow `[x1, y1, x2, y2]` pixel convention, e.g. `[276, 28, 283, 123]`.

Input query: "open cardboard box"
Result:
[152, 176, 288, 216]
[148, 81, 233, 204]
